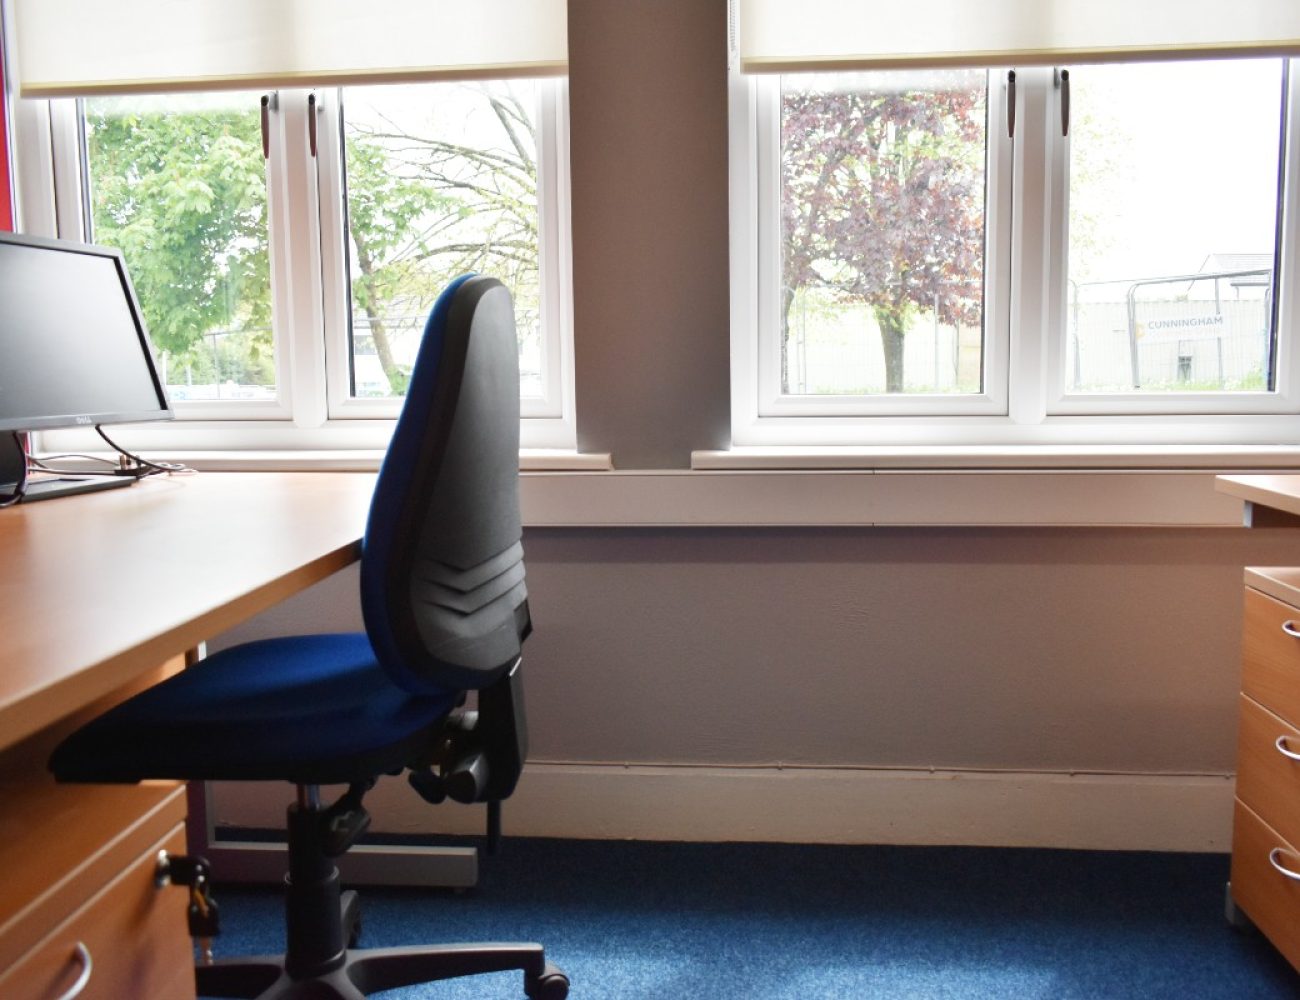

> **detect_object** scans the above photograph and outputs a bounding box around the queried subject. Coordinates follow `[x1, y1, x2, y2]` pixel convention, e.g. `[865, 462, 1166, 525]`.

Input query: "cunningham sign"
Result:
[1139, 314, 1225, 339]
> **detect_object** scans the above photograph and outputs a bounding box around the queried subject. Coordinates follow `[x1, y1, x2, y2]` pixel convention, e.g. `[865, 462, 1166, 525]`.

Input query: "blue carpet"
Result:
[200, 839, 1300, 999]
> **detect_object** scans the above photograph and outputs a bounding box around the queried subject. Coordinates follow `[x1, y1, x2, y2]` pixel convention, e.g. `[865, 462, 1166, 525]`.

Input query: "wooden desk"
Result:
[0, 472, 373, 750]
[1216, 474, 1300, 973]
[1217, 474, 1300, 529]
[0, 472, 372, 999]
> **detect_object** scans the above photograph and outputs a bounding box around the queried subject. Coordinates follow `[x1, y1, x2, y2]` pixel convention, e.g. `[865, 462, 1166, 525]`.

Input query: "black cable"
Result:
[94, 425, 191, 476]
[3, 430, 192, 505]
[0, 432, 29, 508]
[29, 452, 120, 471]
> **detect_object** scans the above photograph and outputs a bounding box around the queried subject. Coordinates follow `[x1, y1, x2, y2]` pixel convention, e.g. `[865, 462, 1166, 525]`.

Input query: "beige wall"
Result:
[212, 523, 1300, 848]
[210, 1, 1300, 850]
[568, 0, 731, 467]
[221, 526, 1300, 776]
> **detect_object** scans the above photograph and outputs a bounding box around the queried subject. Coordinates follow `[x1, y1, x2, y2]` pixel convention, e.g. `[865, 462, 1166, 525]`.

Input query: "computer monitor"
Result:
[0, 232, 173, 501]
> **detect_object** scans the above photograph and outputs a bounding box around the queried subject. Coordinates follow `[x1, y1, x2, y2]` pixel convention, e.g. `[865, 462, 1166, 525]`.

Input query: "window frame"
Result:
[25, 80, 576, 453]
[730, 58, 1300, 449]
[316, 79, 575, 432]
[751, 69, 1013, 420]
[1043, 61, 1300, 419]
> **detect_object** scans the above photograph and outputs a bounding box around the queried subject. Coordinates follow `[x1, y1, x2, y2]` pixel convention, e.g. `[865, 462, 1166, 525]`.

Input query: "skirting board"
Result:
[212, 763, 1237, 854]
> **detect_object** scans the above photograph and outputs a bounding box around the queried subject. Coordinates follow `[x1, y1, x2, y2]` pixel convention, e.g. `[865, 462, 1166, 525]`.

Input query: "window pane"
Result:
[780, 70, 988, 396]
[82, 93, 273, 401]
[1066, 59, 1284, 394]
[340, 81, 542, 399]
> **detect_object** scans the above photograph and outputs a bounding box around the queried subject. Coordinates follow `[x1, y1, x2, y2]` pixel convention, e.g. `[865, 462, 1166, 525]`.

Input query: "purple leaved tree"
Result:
[781, 76, 986, 393]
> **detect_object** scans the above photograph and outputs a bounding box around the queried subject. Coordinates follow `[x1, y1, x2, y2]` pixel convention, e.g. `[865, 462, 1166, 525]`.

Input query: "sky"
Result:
[1068, 58, 1284, 288]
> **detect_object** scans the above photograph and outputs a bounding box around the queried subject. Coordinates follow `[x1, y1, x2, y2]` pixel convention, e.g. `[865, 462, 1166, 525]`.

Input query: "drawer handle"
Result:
[1269, 848, 1300, 882]
[53, 942, 93, 1000]
[1282, 620, 1300, 639]
[1277, 736, 1300, 762]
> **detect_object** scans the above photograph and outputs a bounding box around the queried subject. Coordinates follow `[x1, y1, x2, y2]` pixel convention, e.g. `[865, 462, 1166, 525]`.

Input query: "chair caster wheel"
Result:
[524, 963, 569, 1000]
[347, 918, 362, 948]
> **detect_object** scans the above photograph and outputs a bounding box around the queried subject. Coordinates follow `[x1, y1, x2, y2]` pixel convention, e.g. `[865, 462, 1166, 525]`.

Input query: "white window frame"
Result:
[19, 80, 576, 454]
[730, 59, 1300, 449]
[751, 70, 1013, 420]
[1043, 63, 1300, 419]
[316, 80, 575, 435]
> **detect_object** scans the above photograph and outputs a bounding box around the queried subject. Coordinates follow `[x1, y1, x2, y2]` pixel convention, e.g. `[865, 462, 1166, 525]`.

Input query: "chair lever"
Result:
[408, 764, 448, 804]
[446, 751, 489, 804]
[320, 781, 373, 856]
[406, 748, 488, 805]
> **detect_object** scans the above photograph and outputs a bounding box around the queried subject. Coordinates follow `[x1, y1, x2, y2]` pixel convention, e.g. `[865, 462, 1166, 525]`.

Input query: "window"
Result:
[320, 80, 571, 422]
[733, 56, 1300, 446]
[1059, 60, 1284, 402]
[82, 93, 275, 406]
[47, 81, 574, 448]
[778, 69, 990, 400]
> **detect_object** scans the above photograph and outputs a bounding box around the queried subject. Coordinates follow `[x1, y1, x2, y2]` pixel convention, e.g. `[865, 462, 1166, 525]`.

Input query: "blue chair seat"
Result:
[49, 634, 460, 785]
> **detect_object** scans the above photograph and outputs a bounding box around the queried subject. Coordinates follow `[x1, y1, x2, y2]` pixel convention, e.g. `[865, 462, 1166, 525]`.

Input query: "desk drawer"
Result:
[0, 824, 192, 1000]
[1243, 588, 1300, 726]
[1236, 694, 1300, 848]
[1232, 800, 1300, 971]
[0, 781, 186, 971]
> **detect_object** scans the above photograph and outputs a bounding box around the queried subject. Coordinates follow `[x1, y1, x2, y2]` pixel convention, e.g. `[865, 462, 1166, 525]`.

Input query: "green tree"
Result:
[84, 85, 541, 397]
[85, 96, 271, 375]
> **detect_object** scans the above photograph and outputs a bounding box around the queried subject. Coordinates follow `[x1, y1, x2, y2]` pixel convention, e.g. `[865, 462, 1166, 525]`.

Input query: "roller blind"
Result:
[13, 0, 568, 98]
[736, 0, 1300, 73]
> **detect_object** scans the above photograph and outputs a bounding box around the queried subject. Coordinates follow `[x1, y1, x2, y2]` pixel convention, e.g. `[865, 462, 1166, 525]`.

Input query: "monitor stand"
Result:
[0, 432, 22, 486]
[0, 434, 135, 503]
[16, 475, 135, 502]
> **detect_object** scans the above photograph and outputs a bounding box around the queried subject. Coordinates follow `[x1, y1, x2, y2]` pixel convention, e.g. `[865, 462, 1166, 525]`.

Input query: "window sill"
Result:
[693, 444, 1300, 471]
[34, 449, 1266, 528]
[38, 449, 613, 474]
[517, 467, 1249, 527]
[189, 449, 613, 473]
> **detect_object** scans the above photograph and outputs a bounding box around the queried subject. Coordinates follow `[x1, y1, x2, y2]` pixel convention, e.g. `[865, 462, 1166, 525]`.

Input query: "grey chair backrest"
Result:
[360, 275, 529, 695]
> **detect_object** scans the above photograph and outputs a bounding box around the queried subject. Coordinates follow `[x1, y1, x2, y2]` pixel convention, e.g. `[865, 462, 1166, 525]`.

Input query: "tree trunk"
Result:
[351, 242, 400, 391]
[876, 307, 907, 393]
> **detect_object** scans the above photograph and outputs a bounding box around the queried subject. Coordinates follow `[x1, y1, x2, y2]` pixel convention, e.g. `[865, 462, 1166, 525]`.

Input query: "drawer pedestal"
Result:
[1230, 576, 1300, 972]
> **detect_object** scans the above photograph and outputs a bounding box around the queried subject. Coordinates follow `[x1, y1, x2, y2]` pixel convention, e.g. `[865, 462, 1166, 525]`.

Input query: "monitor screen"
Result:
[0, 233, 172, 432]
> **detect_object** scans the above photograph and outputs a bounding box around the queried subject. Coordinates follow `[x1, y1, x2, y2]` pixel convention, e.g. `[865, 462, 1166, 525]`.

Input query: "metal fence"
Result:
[787, 319, 979, 395]
[1069, 300, 1269, 391]
[163, 307, 544, 400]
[784, 268, 1274, 396]
[1068, 269, 1272, 391]
[351, 307, 543, 397]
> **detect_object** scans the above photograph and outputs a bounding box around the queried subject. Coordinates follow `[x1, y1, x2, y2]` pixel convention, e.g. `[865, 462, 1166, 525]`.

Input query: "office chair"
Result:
[49, 275, 569, 1000]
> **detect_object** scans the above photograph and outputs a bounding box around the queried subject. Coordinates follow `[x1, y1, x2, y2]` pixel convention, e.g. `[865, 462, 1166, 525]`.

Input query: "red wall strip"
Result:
[0, 54, 12, 231]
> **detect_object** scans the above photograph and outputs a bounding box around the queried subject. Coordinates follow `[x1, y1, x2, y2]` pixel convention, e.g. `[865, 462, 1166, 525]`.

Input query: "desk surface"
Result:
[1217, 474, 1300, 518]
[0, 472, 374, 751]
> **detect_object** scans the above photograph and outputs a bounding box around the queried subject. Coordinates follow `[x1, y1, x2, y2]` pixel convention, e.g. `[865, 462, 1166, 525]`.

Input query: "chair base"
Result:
[196, 794, 568, 999]
[195, 942, 569, 999]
